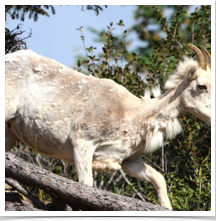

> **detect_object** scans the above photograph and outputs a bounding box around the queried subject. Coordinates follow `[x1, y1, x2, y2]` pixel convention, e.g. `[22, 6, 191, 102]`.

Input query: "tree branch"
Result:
[5, 152, 170, 211]
[5, 177, 48, 211]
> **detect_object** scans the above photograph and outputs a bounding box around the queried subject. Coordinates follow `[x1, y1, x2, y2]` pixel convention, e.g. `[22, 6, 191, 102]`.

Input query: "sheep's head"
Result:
[165, 44, 211, 124]
[182, 44, 211, 123]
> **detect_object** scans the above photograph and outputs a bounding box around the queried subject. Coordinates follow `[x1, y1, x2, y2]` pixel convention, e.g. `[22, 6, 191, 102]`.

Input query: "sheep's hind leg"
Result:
[5, 123, 20, 152]
[121, 155, 172, 210]
[71, 139, 94, 186]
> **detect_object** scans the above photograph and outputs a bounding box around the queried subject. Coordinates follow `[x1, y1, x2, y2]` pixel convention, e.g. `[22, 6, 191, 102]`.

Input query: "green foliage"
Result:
[75, 5, 211, 211]
[5, 5, 107, 22]
[5, 5, 55, 21]
[165, 115, 211, 211]
[5, 24, 32, 54]
[84, 5, 107, 16]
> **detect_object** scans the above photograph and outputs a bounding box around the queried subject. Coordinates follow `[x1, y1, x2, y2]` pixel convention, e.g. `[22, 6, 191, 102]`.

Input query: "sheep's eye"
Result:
[198, 85, 207, 90]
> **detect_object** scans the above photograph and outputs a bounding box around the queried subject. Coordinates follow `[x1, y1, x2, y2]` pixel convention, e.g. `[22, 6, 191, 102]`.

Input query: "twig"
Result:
[93, 171, 97, 188]
[145, 70, 159, 85]
[105, 171, 117, 190]
[98, 176, 104, 189]
[119, 169, 146, 202]
[115, 173, 123, 183]
[121, 25, 125, 71]
[192, 20, 194, 43]
[202, 183, 211, 193]
[35, 153, 42, 168]
[79, 28, 98, 78]
[161, 145, 164, 172]
[136, 179, 160, 205]
[79, 29, 88, 58]
[5, 177, 48, 211]
[8, 41, 27, 53]
[162, 21, 184, 49]
[168, 183, 173, 193]
[142, 155, 164, 173]
[162, 58, 170, 77]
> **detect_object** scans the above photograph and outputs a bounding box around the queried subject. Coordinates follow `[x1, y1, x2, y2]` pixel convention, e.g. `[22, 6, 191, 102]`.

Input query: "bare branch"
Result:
[5, 152, 170, 211]
[5, 177, 48, 211]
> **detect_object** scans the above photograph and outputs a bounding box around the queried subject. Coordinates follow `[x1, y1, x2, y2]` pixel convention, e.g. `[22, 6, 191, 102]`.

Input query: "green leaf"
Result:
[77, 60, 81, 67]
[117, 20, 124, 26]
[76, 26, 83, 30]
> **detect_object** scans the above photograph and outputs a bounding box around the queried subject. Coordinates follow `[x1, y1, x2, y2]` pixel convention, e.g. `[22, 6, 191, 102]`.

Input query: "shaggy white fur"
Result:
[165, 57, 198, 89]
[141, 89, 151, 100]
[143, 117, 182, 154]
[152, 85, 161, 97]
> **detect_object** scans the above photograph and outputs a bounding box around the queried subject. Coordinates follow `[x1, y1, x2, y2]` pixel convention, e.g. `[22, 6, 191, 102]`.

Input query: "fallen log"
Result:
[5, 152, 170, 211]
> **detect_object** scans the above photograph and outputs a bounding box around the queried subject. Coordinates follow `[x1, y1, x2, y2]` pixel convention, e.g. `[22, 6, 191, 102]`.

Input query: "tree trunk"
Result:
[5, 152, 170, 211]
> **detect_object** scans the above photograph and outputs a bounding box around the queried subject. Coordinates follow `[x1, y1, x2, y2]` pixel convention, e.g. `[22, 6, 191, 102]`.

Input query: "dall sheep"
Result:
[5, 44, 211, 210]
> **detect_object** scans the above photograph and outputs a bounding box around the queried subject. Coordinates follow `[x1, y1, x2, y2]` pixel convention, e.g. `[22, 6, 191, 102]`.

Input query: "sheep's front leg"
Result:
[71, 139, 94, 186]
[121, 155, 172, 210]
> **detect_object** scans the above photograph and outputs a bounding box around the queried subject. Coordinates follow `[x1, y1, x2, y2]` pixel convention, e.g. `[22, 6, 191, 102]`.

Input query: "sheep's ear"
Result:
[187, 66, 197, 80]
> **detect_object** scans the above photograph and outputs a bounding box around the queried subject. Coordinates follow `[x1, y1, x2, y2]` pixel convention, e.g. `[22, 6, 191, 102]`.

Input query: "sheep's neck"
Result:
[132, 90, 184, 153]
[140, 90, 184, 123]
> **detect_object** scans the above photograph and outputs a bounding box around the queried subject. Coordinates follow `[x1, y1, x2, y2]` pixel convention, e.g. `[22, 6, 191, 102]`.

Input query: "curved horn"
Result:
[200, 49, 211, 70]
[187, 43, 207, 71]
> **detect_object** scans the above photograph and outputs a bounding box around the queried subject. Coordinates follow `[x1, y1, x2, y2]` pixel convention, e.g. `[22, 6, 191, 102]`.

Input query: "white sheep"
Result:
[5, 44, 211, 210]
